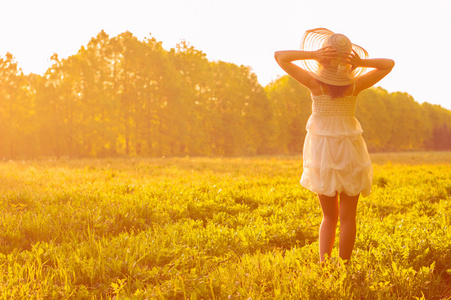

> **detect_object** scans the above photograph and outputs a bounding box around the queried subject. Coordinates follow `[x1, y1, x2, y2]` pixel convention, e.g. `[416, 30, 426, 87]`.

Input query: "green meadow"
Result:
[0, 152, 450, 299]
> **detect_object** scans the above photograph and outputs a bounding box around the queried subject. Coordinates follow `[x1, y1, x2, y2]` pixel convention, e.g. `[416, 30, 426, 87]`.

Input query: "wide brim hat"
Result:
[299, 28, 369, 86]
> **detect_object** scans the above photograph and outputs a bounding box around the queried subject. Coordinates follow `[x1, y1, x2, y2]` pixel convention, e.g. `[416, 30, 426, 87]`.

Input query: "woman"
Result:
[274, 28, 394, 263]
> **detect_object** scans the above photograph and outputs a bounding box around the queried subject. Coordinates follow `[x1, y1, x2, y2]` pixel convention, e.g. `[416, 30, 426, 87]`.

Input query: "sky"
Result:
[1, 0, 450, 110]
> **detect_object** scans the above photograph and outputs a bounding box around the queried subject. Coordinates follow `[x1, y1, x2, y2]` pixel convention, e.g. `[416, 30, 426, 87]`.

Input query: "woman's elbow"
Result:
[387, 59, 395, 70]
[274, 51, 288, 65]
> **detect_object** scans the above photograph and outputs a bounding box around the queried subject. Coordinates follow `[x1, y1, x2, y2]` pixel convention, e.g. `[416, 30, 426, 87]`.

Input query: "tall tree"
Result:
[0, 53, 36, 158]
[2, 31, 451, 158]
[169, 41, 213, 155]
[265, 76, 311, 154]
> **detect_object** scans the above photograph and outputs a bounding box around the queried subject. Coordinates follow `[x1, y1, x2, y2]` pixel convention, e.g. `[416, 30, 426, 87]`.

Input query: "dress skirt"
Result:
[300, 114, 373, 197]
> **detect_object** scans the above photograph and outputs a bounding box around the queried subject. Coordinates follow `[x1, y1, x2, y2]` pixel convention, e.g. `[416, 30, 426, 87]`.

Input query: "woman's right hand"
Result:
[345, 50, 363, 71]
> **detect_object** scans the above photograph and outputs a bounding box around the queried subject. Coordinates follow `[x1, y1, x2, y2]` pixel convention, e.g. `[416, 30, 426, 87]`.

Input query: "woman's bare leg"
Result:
[338, 192, 359, 261]
[318, 193, 339, 262]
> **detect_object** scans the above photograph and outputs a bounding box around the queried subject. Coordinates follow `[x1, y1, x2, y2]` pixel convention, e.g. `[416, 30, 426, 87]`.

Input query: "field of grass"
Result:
[0, 152, 450, 299]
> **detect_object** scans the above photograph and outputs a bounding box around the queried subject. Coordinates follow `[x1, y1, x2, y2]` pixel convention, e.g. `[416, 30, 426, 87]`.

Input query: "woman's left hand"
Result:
[314, 47, 339, 66]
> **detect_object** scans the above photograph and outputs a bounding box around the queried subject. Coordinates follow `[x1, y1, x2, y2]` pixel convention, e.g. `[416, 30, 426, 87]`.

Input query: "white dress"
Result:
[300, 93, 373, 197]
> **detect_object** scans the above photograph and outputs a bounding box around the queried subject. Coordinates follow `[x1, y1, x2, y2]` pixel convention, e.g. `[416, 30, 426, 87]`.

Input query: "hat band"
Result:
[312, 65, 355, 86]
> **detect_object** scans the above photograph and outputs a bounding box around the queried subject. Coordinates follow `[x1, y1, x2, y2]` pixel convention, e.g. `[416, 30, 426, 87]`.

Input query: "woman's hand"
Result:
[314, 47, 339, 66]
[344, 51, 394, 71]
[344, 50, 363, 71]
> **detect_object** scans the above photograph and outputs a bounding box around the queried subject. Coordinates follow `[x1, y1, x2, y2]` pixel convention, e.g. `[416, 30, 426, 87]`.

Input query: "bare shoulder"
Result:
[309, 81, 323, 95]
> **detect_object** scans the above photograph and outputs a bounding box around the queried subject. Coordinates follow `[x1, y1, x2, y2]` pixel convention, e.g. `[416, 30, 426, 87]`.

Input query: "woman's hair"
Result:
[322, 83, 353, 99]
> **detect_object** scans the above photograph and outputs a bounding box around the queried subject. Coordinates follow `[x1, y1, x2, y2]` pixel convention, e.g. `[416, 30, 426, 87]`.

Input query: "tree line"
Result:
[1, 31, 450, 159]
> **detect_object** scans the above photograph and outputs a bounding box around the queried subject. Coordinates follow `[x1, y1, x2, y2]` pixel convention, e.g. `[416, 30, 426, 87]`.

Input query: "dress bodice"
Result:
[311, 95, 357, 117]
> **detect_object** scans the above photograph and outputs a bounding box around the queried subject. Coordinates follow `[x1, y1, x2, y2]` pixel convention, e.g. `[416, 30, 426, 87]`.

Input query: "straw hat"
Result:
[299, 28, 369, 86]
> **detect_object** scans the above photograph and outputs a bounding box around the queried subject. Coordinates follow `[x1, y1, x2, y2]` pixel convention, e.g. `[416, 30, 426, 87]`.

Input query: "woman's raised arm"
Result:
[348, 52, 395, 94]
[274, 48, 337, 90]
[274, 51, 315, 88]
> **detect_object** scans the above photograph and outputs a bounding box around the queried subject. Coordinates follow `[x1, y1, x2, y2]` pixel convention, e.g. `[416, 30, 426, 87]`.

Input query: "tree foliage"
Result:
[1, 31, 450, 159]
